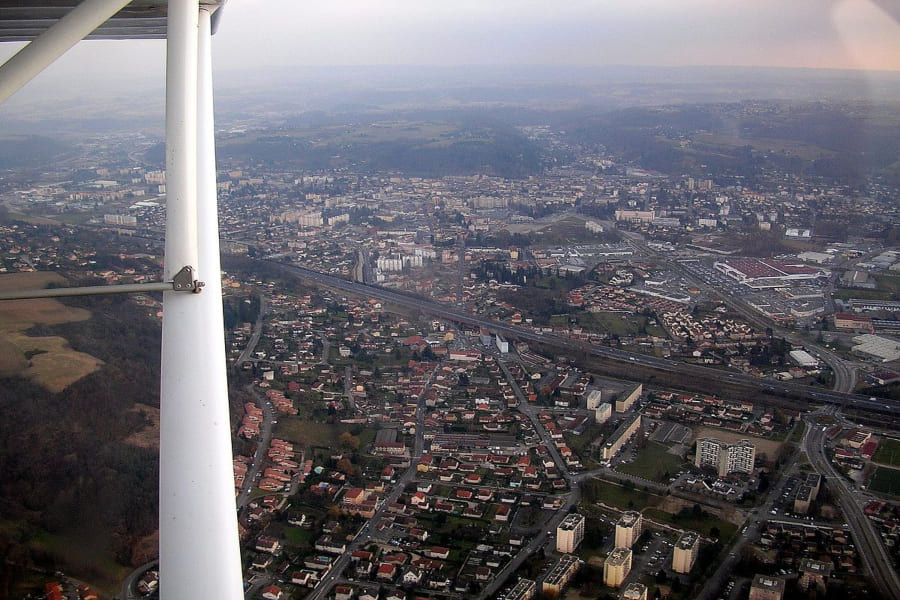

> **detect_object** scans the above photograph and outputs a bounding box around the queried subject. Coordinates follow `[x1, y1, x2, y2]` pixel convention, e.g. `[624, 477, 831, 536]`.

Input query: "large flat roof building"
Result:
[620, 582, 648, 600]
[798, 558, 833, 594]
[603, 413, 641, 460]
[672, 531, 700, 574]
[793, 473, 821, 515]
[586, 389, 603, 410]
[497, 578, 536, 600]
[749, 574, 785, 600]
[714, 258, 826, 289]
[595, 402, 613, 424]
[615, 383, 642, 412]
[541, 554, 580, 596]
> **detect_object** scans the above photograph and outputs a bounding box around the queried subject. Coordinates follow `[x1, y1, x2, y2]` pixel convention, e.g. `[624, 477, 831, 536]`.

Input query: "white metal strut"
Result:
[0, 2, 243, 598]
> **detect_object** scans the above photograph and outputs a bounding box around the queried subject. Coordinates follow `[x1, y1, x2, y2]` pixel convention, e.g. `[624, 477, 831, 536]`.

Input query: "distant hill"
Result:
[0, 135, 73, 168]
[216, 117, 543, 178]
[563, 101, 900, 186]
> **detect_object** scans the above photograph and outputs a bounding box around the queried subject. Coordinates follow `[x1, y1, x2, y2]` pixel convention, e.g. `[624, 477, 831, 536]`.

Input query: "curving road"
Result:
[803, 414, 900, 600]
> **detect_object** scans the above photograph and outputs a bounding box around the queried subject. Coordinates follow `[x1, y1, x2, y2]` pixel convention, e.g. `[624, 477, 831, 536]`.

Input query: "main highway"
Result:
[803, 415, 900, 600]
[270, 261, 897, 416]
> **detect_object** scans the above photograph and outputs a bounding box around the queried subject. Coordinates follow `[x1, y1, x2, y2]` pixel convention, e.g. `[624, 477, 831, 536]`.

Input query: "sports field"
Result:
[872, 438, 900, 467]
[868, 466, 900, 496]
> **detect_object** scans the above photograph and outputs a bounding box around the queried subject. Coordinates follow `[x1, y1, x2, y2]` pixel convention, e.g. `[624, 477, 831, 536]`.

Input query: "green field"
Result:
[643, 507, 737, 541]
[283, 526, 314, 547]
[581, 478, 661, 511]
[616, 441, 685, 482]
[868, 466, 900, 496]
[873, 438, 900, 467]
[832, 288, 892, 301]
[788, 421, 807, 444]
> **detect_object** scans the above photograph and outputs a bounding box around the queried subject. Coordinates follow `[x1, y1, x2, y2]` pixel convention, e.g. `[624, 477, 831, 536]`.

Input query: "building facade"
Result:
[603, 547, 632, 588]
[557, 513, 586, 553]
[672, 531, 699, 574]
[615, 511, 643, 549]
[695, 438, 756, 476]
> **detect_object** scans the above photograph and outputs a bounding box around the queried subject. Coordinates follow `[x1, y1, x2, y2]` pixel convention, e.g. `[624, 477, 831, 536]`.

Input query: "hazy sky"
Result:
[0, 0, 898, 100]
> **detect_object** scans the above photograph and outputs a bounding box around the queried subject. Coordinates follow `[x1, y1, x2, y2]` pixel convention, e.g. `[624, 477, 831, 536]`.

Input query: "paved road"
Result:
[235, 294, 267, 366]
[305, 365, 437, 600]
[619, 229, 859, 395]
[693, 421, 806, 600]
[803, 413, 900, 600]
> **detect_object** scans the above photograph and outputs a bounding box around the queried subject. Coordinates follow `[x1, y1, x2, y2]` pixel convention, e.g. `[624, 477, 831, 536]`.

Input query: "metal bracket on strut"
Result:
[0, 265, 205, 301]
[172, 265, 205, 293]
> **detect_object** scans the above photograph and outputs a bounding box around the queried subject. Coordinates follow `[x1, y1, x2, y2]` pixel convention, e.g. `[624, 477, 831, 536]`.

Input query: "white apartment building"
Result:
[556, 513, 585, 553]
[614, 511, 642, 549]
[695, 438, 755, 477]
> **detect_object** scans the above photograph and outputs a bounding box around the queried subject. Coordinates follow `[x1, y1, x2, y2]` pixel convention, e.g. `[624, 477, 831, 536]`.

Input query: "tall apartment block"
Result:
[695, 438, 756, 476]
[615, 511, 643, 548]
[557, 513, 586, 553]
[603, 547, 632, 588]
[672, 531, 699, 574]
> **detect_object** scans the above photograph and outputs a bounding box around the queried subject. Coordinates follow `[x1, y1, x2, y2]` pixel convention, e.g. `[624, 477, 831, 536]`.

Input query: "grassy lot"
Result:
[873, 438, 900, 467]
[582, 478, 660, 511]
[832, 288, 892, 301]
[579, 311, 635, 337]
[21, 525, 129, 593]
[788, 421, 807, 444]
[875, 274, 900, 299]
[643, 507, 737, 541]
[616, 441, 685, 482]
[693, 132, 837, 160]
[283, 526, 314, 547]
[867, 465, 900, 496]
[274, 419, 373, 450]
[0, 272, 99, 392]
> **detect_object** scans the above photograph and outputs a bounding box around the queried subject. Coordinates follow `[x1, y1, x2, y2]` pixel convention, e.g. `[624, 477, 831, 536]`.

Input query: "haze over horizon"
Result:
[0, 0, 898, 109]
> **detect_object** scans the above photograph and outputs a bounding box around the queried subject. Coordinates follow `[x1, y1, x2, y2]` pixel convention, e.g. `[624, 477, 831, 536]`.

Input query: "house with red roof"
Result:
[261, 585, 284, 600]
[376, 562, 398, 581]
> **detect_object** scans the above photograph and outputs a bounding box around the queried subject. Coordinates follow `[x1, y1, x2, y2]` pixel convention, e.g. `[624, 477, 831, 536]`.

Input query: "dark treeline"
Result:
[0, 292, 162, 593]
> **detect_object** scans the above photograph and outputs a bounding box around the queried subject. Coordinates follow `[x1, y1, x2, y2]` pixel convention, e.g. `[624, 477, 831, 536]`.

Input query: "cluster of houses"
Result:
[756, 521, 861, 575]
[830, 427, 878, 469]
[863, 500, 900, 555]
[566, 281, 689, 315]
[643, 390, 784, 437]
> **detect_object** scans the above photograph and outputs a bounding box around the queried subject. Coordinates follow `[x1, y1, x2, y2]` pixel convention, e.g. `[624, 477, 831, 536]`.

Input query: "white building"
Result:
[603, 547, 632, 588]
[695, 438, 755, 477]
[615, 511, 642, 548]
[672, 531, 699, 574]
[789, 349, 819, 368]
[851, 334, 900, 363]
[595, 402, 612, 424]
[556, 513, 585, 553]
[586, 390, 603, 410]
